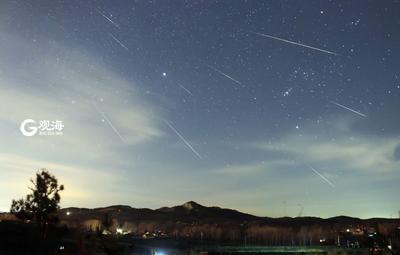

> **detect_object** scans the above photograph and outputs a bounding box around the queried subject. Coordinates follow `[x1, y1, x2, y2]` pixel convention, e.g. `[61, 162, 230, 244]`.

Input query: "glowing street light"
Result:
[155, 250, 166, 255]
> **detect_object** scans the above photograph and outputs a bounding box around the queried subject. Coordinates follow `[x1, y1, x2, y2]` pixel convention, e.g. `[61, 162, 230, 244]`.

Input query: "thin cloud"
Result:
[0, 32, 165, 210]
[257, 132, 400, 173]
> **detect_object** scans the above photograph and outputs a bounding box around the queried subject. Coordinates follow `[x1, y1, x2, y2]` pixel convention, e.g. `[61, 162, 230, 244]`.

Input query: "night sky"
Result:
[0, 0, 399, 218]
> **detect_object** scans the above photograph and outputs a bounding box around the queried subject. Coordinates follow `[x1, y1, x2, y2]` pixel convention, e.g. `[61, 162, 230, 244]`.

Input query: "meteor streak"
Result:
[164, 120, 202, 159]
[92, 101, 126, 143]
[177, 82, 193, 96]
[249, 31, 338, 56]
[329, 100, 367, 118]
[109, 33, 129, 50]
[309, 165, 335, 188]
[96, 8, 120, 29]
[207, 65, 242, 85]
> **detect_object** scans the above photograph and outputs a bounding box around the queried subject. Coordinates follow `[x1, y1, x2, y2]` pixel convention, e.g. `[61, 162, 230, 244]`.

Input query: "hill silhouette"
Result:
[59, 201, 399, 229]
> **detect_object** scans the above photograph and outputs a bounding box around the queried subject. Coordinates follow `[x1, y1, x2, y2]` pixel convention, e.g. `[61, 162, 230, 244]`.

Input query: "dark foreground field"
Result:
[0, 221, 128, 255]
[0, 221, 396, 255]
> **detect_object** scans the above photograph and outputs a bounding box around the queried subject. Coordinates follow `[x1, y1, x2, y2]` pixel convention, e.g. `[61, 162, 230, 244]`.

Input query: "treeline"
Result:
[66, 216, 400, 247]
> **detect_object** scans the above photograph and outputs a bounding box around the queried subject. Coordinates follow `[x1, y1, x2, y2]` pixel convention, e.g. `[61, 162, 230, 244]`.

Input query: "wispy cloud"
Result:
[212, 160, 295, 176]
[0, 32, 165, 210]
[257, 135, 400, 173]
[0, 32, 163, 146]
[255, 117, 400, 173]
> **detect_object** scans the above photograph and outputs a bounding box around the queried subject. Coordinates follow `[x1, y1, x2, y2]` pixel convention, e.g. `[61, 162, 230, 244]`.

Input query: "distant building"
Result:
[142, 230, 168, 239]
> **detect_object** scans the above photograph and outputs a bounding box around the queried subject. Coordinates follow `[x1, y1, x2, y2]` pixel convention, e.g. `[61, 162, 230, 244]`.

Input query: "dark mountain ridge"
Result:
[59, 201, 398, 225]
[55, 201, 400, 246]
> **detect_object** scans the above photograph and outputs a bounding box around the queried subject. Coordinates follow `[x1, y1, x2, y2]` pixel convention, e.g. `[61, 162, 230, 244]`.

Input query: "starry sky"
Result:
[0, 0, 399, 218]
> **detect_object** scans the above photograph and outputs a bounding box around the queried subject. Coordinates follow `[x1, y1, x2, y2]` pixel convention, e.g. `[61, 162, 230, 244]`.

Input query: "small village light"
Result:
[155, 250, 166, 255]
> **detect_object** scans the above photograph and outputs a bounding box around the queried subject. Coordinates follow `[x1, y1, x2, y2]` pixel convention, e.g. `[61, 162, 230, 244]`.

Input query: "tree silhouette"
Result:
[10, 198, 33, 222]
[102, 212, 113, 232]
[10, 169, 64, 229]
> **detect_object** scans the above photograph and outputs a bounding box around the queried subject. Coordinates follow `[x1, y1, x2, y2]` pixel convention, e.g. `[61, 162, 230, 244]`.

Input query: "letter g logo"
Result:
[20, 119, 38, 137]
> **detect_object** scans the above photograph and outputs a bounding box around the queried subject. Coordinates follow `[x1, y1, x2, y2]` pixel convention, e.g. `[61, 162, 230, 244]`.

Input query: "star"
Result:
[283, 88, 293, 97]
